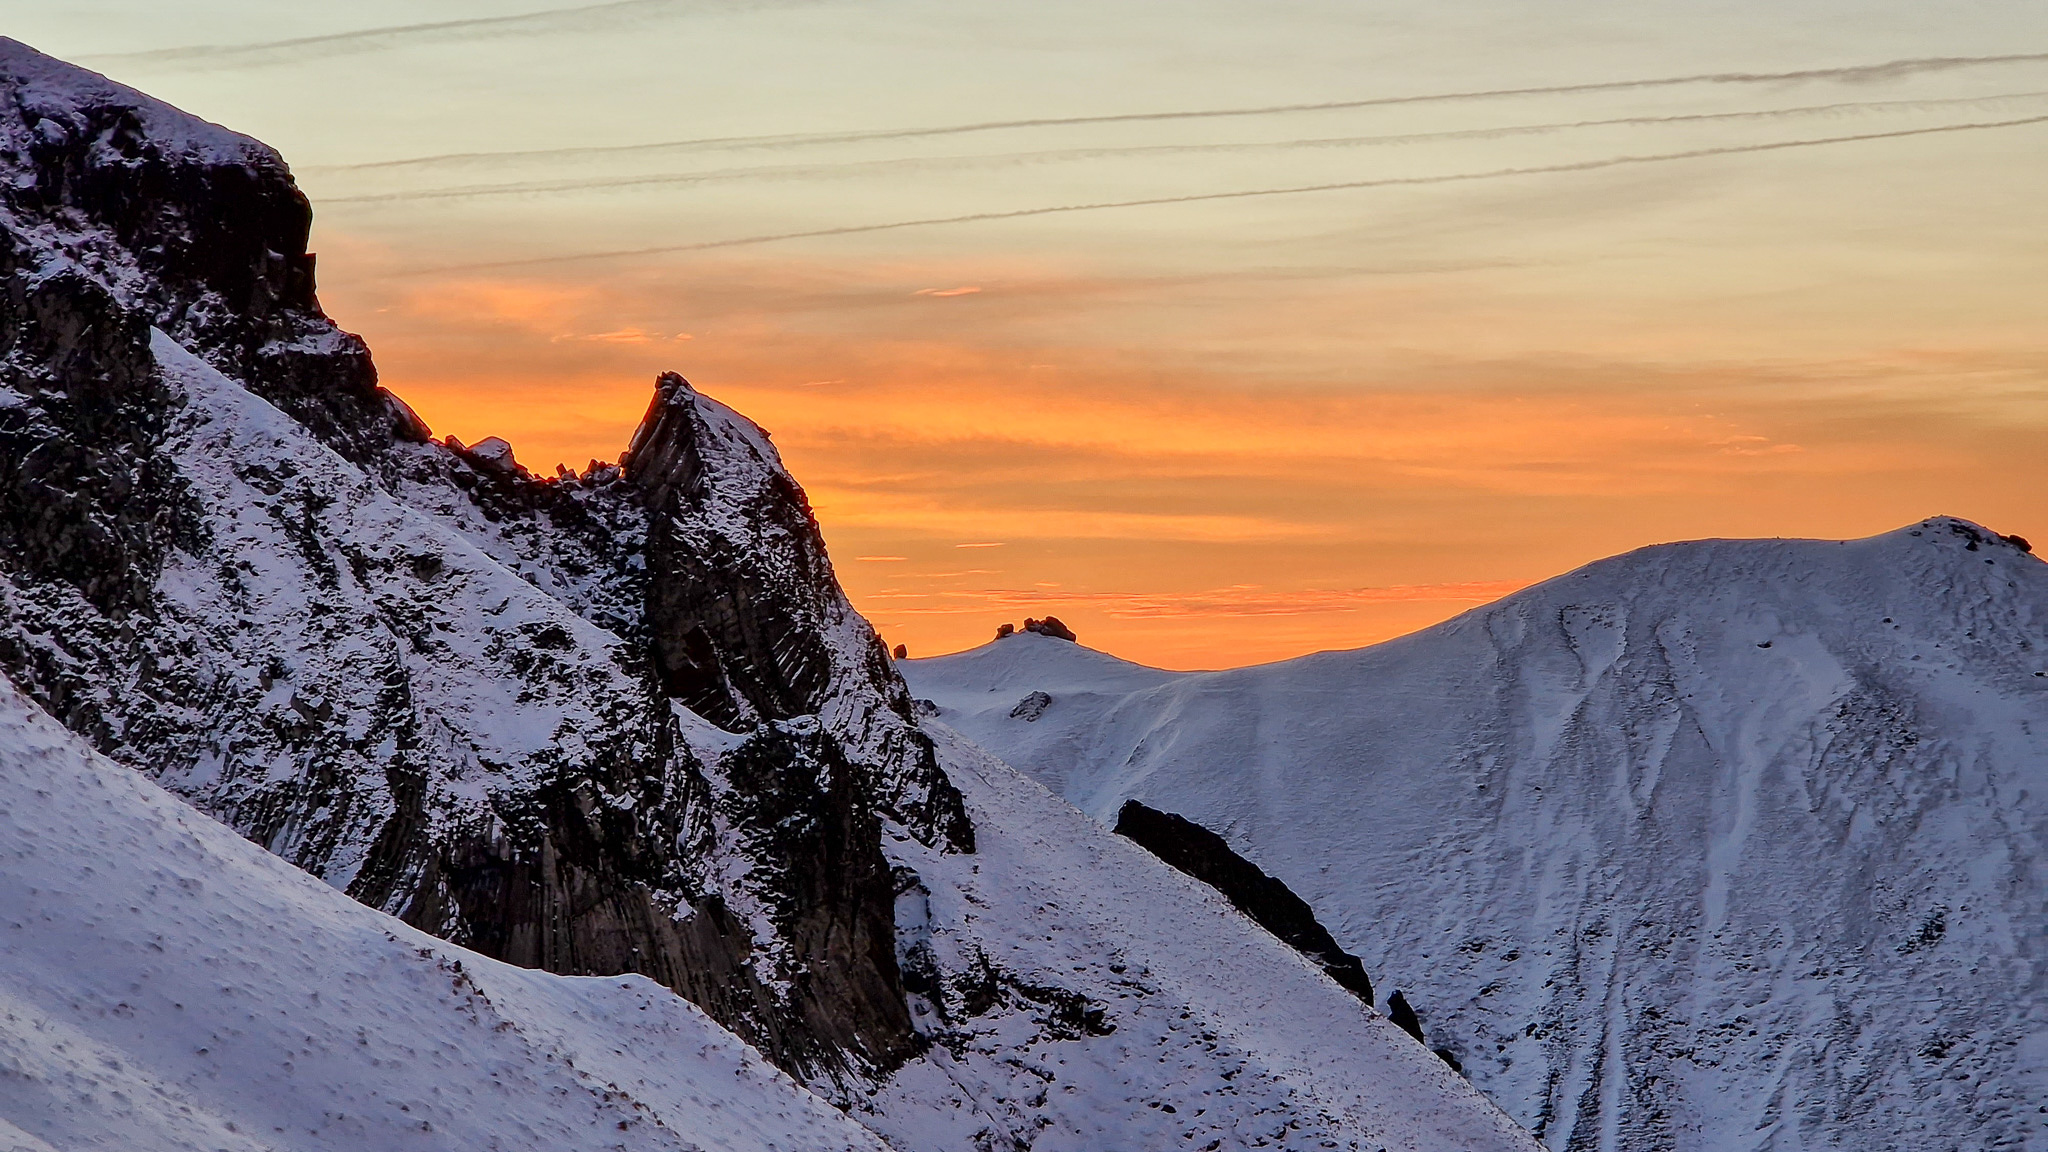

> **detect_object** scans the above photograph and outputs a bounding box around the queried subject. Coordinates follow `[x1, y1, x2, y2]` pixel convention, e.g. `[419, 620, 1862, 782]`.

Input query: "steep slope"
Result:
[865, 727, 1537, 1152]
[0, 38, 1544, 1152]
[1111, 799, 1377, 1006]
[0, 657, 1539, 1152]
[0, 672, 894, 1152]
[907, 519, 2048, 1152]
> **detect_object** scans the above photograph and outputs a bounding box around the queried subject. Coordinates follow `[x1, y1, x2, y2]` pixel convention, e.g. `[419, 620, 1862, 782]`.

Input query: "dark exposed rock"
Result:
[1386, 990, 1464, 1072]
[1009, 690, 1053, 721]
[621, 372, 970, 850]
[625, 374, 837, 728]
[1112, 800, 1373, 1005]
[995, 622, 1016, 639]
[893, 643, 907, 660]
[0, 42, 412, 467]
[1385, 990, 1425, 1043]
[1024, 615, 1077, 642]
[1931, 517, 2035, 558]
[0, 233, 197, 617]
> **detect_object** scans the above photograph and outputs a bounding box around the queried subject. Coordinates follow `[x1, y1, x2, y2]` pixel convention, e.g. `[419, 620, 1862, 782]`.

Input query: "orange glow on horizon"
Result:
[316, 242, 2048, 671]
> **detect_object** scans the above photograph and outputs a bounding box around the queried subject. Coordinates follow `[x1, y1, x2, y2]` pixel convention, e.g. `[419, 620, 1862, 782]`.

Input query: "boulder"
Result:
[1023, 615, 1077, 642]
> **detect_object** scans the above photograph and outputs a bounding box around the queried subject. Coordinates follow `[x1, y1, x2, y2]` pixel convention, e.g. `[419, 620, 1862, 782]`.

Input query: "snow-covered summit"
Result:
[907, 516, 2048, 1151]
[0, 36, 278, 168]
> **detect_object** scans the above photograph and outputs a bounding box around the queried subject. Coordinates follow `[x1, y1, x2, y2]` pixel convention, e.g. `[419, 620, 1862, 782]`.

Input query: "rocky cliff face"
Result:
[0, 37, 962, 1084]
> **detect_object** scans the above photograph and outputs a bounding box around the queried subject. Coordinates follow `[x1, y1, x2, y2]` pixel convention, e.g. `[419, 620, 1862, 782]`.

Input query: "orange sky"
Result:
[16, 2, 2048, 668]
[315, 234, 2048, 668]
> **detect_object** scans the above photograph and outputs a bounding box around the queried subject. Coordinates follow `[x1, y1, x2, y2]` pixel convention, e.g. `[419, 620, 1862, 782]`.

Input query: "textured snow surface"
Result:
[0, 674, 890, 1152]
[867, 729, 1539, 1152]
[0, 37, 275, 168]
[906, 521, 2048, 1152]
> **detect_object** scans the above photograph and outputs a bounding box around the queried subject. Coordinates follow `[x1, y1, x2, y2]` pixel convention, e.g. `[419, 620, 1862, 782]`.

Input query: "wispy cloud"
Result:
[420, 112, 2048, 270]
[881, 581, 1532, 619]
[549, 328, 692, 344]
[318, 51, 2048, 172]
[79, 0, 804, 68]
[320, 91, 2048, 205]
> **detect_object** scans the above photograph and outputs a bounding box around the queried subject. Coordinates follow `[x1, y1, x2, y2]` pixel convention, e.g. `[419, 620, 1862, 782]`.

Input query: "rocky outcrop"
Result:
[1023, 616, 1077, 642]
[1112, 800, 1374, 1004]
[1385, 990, 1463, 1072]
[0, 38, 964, 1087]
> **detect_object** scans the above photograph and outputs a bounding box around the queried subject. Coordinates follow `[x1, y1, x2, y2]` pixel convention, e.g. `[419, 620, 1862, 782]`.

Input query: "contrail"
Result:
[79, 0, 768, 66]
[325, 51, 2048, 172]
[322, 90, 2048, 204]
[416, 113, 2048, 272]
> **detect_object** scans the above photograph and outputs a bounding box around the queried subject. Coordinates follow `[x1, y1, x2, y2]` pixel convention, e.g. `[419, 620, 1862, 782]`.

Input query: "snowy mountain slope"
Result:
[0, 653, 1539, 1152]
[0, 38, 1547, 1152]
[0, 672, 892, 1152]
[866, 727, 1537, 1152]
[906, 519, 2048, 1152]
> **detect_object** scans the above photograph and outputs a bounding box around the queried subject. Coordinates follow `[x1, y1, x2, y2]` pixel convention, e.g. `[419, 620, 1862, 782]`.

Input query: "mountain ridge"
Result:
[907, 516, 2048, 1151]
[0, 37, 1542, 1152]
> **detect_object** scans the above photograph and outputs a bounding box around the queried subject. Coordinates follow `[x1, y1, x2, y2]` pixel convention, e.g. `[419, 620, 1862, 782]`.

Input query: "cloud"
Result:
[1713, 436, 1804, 456]
[80, 0, 811, 68]
[549, 328, 692, 343]
[913, 287, 983, 297]
[420, 112, 2048, 270]
[882, 580, 1532, 619]
[319, 51, 2048, 171]
[323, 91, 2048, 206]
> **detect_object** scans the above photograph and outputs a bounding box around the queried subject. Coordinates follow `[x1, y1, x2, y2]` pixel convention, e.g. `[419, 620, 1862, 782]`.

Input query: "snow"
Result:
[0, 37, 278, 169]
[906, 521, 2048, 1152]
[144, 329, 657, 888]
[865, 728, 1539, 1152]
[856, 725, 1540, 1147]
[0, 672, 891, 1152]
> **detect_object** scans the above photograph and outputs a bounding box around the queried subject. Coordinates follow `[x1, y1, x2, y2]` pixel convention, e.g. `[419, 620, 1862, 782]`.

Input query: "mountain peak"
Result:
[0, 37, 277, 168]
[1891, 513, 2033, 553]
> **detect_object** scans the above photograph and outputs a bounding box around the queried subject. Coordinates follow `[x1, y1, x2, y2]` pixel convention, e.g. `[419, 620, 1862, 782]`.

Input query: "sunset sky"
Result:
[11, 1, 2046, 668]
